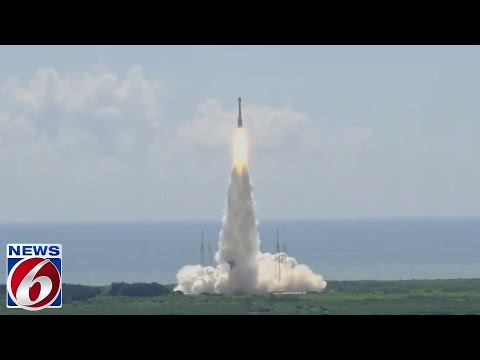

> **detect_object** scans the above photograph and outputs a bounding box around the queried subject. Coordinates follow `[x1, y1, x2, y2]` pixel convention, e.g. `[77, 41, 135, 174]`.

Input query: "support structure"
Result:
[207, 242, 213, 266]
[200, 229, 205, 269]
[275, 228, 281, 282]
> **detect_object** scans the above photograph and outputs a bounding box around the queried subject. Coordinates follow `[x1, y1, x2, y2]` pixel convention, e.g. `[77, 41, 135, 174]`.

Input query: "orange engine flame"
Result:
[232, 128, 248, 173]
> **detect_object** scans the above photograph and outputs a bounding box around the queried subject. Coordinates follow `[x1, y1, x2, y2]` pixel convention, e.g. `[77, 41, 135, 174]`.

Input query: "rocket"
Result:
[237, 97, 243, 128]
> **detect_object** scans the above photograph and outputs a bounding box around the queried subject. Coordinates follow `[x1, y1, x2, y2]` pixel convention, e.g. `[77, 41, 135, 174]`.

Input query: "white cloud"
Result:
[0, 66, 173, 221]
[0, 66, 163, 159]
[177, 99, 312, 152]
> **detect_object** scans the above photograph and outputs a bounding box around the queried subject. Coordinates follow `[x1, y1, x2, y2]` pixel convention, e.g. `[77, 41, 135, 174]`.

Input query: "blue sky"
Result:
[0, 45, 479, 221]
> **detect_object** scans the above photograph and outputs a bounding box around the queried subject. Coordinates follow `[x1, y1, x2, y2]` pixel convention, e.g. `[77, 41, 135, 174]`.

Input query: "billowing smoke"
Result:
[216, 168, 259, 293]
[174, 128, 327, 294]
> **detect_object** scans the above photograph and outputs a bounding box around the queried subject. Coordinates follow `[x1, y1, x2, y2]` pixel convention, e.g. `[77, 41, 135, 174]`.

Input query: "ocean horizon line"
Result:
[2, 215, 480, 225]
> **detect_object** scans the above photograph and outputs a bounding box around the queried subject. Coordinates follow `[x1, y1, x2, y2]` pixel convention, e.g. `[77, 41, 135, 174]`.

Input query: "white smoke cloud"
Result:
[175, 166, 327, 295]
[216, 169, 260, 293]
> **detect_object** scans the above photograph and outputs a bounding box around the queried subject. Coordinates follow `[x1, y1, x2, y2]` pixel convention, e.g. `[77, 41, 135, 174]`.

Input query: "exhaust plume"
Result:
[175, 128, 326, 294]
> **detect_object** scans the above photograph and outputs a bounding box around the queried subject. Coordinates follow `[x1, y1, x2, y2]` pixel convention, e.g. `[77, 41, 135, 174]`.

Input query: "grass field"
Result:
[2, 279, 480, 315]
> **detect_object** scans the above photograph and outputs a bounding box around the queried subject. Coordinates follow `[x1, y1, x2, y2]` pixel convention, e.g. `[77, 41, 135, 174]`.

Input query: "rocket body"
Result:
[237, 97, 243, 127]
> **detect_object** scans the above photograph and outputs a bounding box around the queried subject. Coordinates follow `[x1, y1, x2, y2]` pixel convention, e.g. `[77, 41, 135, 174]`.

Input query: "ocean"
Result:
[1, 218, 480, 285]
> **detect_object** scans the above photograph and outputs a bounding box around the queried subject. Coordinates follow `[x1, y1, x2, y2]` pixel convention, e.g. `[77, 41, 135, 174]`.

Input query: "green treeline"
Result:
[0, 282, 172, 302]
[108, 282, 170, 297]
[63, 284, 103, 302]
[325, 278, 480, 294]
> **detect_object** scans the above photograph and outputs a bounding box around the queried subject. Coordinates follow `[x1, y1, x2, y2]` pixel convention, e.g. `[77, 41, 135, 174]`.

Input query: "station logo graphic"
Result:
[6, 244, 62, 311]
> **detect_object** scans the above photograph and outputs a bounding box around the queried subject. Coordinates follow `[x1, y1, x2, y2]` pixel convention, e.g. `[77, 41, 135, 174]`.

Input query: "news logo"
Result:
[6, 244, 62, 311]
